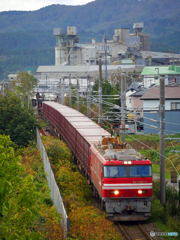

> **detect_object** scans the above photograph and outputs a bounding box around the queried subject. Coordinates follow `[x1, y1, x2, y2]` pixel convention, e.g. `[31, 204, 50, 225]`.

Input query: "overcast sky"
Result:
[0, 0, 95, 12]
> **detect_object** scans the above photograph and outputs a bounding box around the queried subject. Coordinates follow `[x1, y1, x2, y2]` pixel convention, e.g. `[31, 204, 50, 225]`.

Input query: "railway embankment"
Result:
[41, 135, 123, 240]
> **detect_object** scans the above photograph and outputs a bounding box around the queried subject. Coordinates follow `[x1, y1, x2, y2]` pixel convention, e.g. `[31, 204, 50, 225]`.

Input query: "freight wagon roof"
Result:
[55, 108, 85, 116]
[43, 101, 110, 141]
[84, 136, 104, 145]
[57, 111, 85, 117]
[70, 121, 100, 129]
[77, 128, 110, 137]
[65, 117, 92, 122]
[43, 101, 85, 116]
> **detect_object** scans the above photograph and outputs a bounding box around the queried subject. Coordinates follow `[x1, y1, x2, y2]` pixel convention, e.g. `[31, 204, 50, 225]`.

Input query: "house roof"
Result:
[140, 86, 180, 100]
[130, 89, 148, 97]
[141, 65, 180, 76]
[127, 81, 143, 91]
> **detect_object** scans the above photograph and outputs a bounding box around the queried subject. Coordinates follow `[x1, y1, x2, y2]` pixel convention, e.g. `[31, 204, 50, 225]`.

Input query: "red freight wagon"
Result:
[42, 101, 152, 221]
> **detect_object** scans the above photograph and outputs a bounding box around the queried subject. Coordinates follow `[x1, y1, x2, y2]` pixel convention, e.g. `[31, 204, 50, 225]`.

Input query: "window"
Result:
[104, 166, 127, 178]
[130, 165, 151, 177]
[104, 165, 152, 178]
[171, 102, 180, 110]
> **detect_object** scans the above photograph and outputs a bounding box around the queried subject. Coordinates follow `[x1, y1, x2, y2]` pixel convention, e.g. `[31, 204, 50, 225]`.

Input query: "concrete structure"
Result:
[133, 22, 150, 51]
[140, 35, 150, 51]
[114, 28, 130, 43]
[52, 23, 180, 68]
[8, 74, 18, 81]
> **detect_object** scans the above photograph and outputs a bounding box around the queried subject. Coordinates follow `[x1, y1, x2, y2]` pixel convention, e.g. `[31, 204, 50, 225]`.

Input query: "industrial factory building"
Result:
[38, 22, 180, 70]
[52, 23, 151, 67]
[35, 22, 180, 97]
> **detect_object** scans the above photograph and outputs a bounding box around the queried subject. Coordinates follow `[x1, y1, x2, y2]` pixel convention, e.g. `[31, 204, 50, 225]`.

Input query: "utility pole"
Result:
[61, 77, 64, 105]
[58, 79, 61, 104]
[159, 75, 165, 204]
[87, 75, 91, 118]
[121, 73, 126, 143]
[69, 74, 71, 107]
[99, 57, 102, 124]
[104, 35, 108, 80]
[76, 78, 79, 111]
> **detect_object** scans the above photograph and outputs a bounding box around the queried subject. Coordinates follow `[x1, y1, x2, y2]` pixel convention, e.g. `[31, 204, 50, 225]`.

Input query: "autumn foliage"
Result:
[42, 136, 123, 240]
[0, 135, 64, 239]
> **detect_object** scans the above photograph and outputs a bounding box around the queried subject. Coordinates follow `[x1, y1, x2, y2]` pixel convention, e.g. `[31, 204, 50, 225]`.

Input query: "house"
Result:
[129, 89, 148, 110]
[126, 82, 145, 109]
[140, 86, 180, 134]
[141, 65, 180, 88]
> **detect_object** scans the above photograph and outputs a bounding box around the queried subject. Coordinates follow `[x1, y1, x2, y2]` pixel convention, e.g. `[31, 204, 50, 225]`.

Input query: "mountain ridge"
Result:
[0, 0, 180, 80]
[0, 0, 179, 37]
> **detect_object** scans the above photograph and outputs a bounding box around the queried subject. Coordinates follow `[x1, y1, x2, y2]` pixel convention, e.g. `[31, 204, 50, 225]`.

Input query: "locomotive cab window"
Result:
[104, 166, 127, 178]
[130, 165, 151, 177]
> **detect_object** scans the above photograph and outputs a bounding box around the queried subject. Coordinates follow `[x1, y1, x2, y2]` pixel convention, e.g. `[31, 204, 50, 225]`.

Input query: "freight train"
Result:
[42, 101, 152, 221]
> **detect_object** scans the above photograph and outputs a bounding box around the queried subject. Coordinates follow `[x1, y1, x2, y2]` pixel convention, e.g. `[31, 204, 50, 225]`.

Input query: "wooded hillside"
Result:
[0, 0, 180, 80]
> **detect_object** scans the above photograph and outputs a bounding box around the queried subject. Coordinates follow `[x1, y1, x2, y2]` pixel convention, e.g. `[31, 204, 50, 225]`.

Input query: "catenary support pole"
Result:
[159, 75, 165, 204]
[58, 78, 61, 104]
[121, 73, 126, 143]
[98, 57, 102, 124]
[77, 78, 79, 111]
[87, 75, 91, 118]
[69, 74, 71, 108]
[61, 77, 64, 105]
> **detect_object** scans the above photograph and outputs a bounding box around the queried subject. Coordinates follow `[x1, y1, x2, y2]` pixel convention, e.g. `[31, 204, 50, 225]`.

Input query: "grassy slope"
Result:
[126, 134, 180, 179]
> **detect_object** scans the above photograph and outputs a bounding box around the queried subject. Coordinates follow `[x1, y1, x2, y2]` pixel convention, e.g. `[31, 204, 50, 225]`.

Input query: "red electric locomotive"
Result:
[42, 102, 152, 221]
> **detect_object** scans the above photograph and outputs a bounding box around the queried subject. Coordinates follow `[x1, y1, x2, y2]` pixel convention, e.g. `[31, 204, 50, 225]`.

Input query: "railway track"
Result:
[118, 222, 154, 240]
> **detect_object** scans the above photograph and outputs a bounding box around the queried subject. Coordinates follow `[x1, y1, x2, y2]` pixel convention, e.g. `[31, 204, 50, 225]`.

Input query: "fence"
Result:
[36, 128, 70, 238]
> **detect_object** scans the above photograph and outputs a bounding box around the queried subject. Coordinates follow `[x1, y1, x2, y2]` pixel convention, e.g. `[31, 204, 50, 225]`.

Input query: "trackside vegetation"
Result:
[0, 135, 64, 239]
[42, 136, 123, 240]
[0, 95, 39, 146]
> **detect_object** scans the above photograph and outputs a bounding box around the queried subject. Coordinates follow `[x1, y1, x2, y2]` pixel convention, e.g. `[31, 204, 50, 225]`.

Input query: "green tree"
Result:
[13, 71, 37, 107]
[92, 78, 120, 106]
[0, 95, 39, 146]
[0, 135, 42, 239]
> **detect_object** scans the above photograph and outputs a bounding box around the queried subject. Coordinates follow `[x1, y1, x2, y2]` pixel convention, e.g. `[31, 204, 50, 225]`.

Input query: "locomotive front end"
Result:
[103, 160, 152, 221]
[92, 136, 152, 221]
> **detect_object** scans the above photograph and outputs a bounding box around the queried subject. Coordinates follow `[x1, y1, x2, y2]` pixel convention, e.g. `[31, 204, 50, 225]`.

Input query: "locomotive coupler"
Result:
[126, 204, 132, 212]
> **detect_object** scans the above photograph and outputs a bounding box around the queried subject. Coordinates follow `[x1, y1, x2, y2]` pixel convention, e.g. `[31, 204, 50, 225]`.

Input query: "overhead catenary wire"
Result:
[73, 99, 180, 178]
[68, 81, 180, 130]
[78, 94, 180, 130]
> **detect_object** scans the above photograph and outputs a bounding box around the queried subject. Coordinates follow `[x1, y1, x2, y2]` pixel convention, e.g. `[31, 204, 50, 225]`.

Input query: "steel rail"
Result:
[138, 223, 153, 240]
[118, 223, 131, 240]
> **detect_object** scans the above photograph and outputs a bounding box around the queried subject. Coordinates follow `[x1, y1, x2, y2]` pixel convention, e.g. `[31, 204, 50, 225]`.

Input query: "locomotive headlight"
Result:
[124, 161, 132, 164]
[138, 190, 143, 194]
[110, 190, 120, 195]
